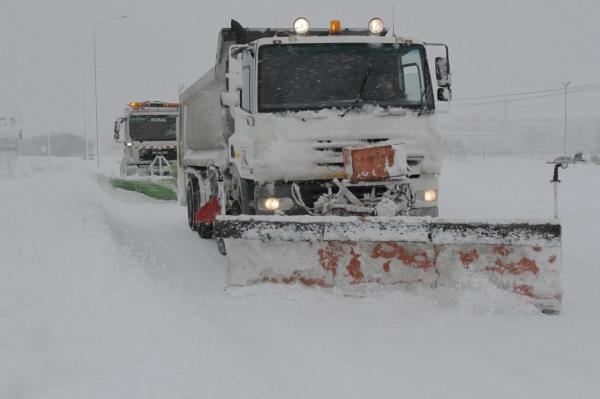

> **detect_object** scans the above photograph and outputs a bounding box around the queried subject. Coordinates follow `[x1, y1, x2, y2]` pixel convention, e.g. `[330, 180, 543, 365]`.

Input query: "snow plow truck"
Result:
[178, 18, 562, 313]
[114, 101, 179, 176]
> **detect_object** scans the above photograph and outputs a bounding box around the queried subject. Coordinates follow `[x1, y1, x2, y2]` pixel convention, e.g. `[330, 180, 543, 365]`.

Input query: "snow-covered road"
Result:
[1, 156, 599, 398]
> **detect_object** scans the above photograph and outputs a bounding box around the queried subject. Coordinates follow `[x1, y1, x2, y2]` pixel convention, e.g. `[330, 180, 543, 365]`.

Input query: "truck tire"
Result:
[187, 177, 214, 239]
[186, 180, 199, 231]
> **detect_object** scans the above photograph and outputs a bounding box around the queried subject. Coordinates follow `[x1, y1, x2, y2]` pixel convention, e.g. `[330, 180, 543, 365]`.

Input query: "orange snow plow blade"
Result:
[213, 216, 562, 313]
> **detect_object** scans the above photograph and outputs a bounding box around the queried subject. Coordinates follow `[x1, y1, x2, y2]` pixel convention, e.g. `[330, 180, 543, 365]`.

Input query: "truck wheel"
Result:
[186, 180, 198, 231]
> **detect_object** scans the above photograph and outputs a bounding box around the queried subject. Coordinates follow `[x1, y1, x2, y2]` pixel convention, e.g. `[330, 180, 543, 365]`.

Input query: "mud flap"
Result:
[194, 197, 221, 225]
[214, 216, 562, 313]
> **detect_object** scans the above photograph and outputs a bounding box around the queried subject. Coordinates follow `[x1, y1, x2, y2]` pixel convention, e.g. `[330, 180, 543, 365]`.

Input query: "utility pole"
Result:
[503, 99, 509, 134]
[45, 92, 50, 159]
[562, 81, 570, 156]
[82, 70, 88, 159]
[93, 23, 99, 167]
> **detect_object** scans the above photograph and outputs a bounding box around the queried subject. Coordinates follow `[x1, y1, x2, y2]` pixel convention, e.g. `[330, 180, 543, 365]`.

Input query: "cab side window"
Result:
[241, 51, 254, 112]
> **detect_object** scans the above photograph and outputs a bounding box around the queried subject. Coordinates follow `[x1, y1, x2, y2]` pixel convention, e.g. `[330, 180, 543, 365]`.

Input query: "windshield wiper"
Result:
[416, 86, 430, 116]
[339, 61, 373, 118]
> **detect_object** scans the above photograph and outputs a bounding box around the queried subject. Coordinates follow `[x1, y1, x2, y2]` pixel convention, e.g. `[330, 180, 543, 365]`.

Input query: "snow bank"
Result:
[0, 161, 254, 398]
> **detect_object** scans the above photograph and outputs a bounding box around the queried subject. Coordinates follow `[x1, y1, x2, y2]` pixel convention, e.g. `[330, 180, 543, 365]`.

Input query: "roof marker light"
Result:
[329, 20, 341, 34]
[368, 18, 384, 35]
[293, 17, 310, 35]
[128, 101, 179, 109]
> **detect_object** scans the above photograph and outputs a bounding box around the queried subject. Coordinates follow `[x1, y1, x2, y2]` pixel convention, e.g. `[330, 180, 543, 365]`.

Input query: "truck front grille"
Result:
[139, 146, 177, 162]
[312, 138, 424, 173]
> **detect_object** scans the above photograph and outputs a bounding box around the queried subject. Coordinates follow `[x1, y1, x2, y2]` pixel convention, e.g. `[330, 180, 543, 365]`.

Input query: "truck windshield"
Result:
[128, 115, 177, 141]
[258, 43, 432, 113]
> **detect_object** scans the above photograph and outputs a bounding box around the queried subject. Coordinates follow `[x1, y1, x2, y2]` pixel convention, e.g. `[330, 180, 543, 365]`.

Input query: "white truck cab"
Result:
[180, 18, 452, 236]
[114, 101, 179, 176]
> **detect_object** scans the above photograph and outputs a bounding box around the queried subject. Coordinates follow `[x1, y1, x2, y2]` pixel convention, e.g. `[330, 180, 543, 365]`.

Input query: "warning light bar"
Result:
[128, 101, 179, 110]
[289, 16, 387, 36]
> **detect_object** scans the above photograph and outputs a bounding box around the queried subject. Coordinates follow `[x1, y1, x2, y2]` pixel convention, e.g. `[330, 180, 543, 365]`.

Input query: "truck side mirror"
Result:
[113, 120, 120, 141]
[437, 87, 452, 102]
[435, 57, 450, 87]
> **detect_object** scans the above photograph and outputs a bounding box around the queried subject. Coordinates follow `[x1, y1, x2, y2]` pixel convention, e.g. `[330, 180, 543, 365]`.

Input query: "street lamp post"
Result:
[93, 15, 128, 168]
[562, 81, 570, 157]
[82, 70, 88, 159]
[82, 66, 103, 160]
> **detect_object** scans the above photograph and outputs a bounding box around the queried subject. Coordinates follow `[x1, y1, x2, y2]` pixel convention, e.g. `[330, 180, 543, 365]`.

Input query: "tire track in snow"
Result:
[95, 174, 227, 296]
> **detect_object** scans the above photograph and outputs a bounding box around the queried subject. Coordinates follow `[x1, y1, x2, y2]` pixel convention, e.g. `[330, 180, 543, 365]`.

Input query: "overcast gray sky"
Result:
[1, 0, 599, 140]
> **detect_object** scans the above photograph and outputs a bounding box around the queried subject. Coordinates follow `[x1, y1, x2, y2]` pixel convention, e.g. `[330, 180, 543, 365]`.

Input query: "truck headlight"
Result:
[424, 189, 437, 202]
[259, 197, 294, 212]
[126, 140, 133, 147]
[264, 197, 279, 210]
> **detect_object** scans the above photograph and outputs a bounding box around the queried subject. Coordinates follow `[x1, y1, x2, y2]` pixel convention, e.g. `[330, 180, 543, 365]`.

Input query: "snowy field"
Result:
[1, 155, 599, 398]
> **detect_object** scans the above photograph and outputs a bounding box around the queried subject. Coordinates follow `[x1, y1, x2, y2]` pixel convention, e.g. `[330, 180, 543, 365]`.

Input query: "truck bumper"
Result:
[252, 175, 438, 216]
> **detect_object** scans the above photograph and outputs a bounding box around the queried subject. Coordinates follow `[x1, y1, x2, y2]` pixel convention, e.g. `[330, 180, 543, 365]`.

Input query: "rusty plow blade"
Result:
[213, 216, 562, 313]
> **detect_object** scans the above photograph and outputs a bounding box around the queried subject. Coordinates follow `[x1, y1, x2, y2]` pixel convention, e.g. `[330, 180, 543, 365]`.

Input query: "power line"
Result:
[455, 92, 564, 107]
[453, 82, 600, 102]
[453, 84, 600, 107]
[454, 88, 562, 101]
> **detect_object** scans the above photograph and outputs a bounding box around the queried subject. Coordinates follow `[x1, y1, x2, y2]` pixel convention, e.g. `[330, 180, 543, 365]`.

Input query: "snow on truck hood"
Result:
[239, 108, 441, 183]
